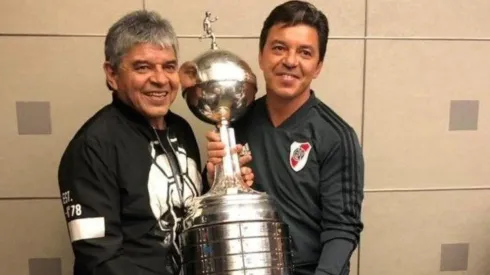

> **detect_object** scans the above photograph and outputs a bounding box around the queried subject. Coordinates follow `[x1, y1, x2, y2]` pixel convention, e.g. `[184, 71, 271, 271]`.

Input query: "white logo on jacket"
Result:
[147, 141, 202, 259]
[289, 141, 312, 172]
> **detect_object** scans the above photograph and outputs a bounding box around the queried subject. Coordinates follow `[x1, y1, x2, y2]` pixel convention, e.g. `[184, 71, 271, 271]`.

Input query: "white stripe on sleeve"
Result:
[68, 217, 105, 242]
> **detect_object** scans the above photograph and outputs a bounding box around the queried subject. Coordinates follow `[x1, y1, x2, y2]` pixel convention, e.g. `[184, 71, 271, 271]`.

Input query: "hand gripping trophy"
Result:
[179, 12, 294, 275]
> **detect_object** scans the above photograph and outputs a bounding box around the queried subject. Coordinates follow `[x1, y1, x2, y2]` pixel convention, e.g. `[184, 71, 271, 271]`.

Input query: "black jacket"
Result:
[58, 94, 206, 275]
[227, 92, 364, 275]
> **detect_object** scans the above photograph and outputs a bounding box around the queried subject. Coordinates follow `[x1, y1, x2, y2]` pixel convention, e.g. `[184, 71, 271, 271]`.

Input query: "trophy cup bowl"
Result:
[178, 12, 294, 275]
[180, 49, 258, 125]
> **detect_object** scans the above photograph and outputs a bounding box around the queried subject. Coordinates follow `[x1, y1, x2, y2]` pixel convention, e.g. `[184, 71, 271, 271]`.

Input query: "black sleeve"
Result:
[201, 165, 210, 194]
[179, 121, 202, 172]
[174, 118, 210, 194]
[187, 125, 211, 194]
[315, 129, 364, 275]
[57, 137, 147, 275]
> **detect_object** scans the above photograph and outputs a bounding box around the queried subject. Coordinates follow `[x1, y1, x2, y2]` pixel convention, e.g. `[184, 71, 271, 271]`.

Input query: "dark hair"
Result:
[259, 0, 329, 62]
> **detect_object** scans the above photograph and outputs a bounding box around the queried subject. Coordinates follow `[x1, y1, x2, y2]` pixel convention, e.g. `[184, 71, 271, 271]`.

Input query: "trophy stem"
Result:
[205, 115, 250, 196]
[217, 119, 235, 178]
[227, 127, 241, 177]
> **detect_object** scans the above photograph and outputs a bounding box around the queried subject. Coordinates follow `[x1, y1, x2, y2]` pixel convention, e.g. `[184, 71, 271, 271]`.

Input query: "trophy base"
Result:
[206, 174, 257, 196]
[181, 192, 294, 275]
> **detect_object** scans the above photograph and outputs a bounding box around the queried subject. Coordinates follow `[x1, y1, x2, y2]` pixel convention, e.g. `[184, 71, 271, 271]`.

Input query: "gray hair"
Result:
[104, 10, 179, 70]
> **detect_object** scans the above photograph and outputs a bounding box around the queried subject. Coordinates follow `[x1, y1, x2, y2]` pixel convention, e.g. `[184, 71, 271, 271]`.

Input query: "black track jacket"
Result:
[223, 91, 365, 275]
[58, 94, 206, 275]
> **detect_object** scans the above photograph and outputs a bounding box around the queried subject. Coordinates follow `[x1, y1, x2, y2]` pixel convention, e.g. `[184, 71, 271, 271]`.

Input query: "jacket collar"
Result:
[110, 92, 172, 140]
[258, 89, 318, 129]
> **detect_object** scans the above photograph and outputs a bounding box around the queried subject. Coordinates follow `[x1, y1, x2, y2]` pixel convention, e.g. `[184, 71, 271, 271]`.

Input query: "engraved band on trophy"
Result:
[179, 12, 294, 275]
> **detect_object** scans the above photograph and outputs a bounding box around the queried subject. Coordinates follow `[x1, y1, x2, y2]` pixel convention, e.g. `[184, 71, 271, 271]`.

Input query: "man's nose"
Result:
[282, 51, 298, 68]
[150, 69, 169, 86]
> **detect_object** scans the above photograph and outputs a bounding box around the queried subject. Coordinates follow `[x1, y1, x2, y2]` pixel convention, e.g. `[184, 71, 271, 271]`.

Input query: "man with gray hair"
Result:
[57, 10, 252, 275]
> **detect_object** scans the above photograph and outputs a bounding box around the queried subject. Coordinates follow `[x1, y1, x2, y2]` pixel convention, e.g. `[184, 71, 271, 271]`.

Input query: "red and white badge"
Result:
[289, 141, 312, 172]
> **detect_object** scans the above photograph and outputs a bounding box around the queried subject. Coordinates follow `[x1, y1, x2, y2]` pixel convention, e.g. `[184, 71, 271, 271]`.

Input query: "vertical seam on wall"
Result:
[358, 0, 369, 274]
[142, 0, 146, 10]
[360, 5, 369, 147]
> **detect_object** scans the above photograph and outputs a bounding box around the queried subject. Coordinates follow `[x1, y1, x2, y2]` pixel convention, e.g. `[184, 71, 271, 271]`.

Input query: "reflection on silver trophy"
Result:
[180, 10, 258, 194]
[179, 11, 294, 275]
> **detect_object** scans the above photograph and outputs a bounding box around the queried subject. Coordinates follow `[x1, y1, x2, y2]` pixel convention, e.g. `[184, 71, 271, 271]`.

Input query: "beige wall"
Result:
[1, 0, 489, 274]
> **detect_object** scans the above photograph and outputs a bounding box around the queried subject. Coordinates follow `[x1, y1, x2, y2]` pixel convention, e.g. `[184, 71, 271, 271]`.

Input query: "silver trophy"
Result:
[179, 12, 294, 275]
[180, 10, 257, 195]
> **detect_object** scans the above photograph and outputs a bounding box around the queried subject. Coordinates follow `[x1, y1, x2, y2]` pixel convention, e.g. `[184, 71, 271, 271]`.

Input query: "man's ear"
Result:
[103, 61, 118, 91]
[258, 50, 264, 71]
[313, 60, 324, 79]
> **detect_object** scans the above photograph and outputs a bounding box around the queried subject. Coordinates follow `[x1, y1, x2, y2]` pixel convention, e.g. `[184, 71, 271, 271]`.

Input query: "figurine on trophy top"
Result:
[180, 11, 258, 197]
[200, 11, 219, 49]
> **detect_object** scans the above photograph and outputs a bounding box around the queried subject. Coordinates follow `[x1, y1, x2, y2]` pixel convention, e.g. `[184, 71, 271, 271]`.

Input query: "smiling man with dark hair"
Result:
[205, 2, 365, 275]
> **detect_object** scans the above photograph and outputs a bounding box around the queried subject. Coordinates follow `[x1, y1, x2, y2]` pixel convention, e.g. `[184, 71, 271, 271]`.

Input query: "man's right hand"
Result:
[205, 130, 253, 187]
